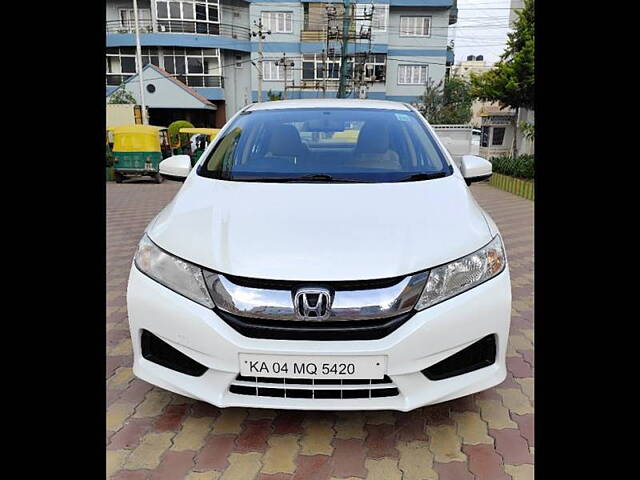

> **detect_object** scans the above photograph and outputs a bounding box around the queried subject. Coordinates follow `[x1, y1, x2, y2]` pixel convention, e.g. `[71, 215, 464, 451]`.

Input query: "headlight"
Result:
[134, 234, 214, 308]
[415, 235, 506, 311]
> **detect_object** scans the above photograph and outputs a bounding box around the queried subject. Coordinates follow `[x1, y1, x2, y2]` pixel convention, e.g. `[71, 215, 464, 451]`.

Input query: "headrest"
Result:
[355, 122, 390, 154]
[268, 124, 305, 156]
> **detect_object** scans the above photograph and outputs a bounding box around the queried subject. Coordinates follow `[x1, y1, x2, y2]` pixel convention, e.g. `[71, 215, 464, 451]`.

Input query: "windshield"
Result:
[198, 107, 452, 183]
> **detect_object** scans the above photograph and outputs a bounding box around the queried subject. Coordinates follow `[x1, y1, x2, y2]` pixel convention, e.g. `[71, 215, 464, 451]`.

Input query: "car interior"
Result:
[233, 118, 438, 173]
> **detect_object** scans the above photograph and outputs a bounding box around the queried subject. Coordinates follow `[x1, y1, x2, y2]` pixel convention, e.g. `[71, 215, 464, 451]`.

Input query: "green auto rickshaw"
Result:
[108, 125, 171, 183]
[179, 127, 221, 166]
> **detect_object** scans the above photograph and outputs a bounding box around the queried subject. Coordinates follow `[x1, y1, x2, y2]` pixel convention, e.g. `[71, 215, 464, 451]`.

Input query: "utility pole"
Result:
[252, 19, 271, 103]
[132, 0, 147, 124]
[277, 53, 293, 100]
[337, 0, 351, 98]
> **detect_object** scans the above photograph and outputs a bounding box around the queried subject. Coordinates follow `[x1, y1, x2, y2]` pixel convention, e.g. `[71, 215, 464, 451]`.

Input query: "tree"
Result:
[470, 0, 534, 155]
[168, 120, 195, 149]
[108, 88, 137, 104]
[416, 77, 473, 124]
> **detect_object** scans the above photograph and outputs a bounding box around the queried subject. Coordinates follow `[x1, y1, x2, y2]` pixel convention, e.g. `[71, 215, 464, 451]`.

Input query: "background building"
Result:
[106, 0, 458, 125]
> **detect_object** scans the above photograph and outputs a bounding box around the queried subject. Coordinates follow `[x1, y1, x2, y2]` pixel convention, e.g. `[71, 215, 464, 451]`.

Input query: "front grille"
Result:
[140, 330, 208, 377]
[215, 309, 414, 340]
[229, 375, 399, 399]
[422, 334, 497, 381]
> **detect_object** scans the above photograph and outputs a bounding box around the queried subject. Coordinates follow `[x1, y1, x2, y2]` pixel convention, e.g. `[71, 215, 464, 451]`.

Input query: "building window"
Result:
[355, 4, 388, 33]
[363, 54, 386, 82]
[115, 8, 152, 32]
[162, 47, 222, 87]
[106, 47, 160, 86]
[302, 54, 340, 80]
[398, 64, 428, 85]
[400, 16, 431, 37]
[492, 127, 506, 146]
[263, 59, 294, 81]
[261, 11, 293, 33]
[156, 1, 220, 35]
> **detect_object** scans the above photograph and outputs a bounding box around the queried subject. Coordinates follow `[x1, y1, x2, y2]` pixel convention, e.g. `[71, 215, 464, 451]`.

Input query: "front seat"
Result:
[265, 124, 309, 165]
[350, 122, 401, 170]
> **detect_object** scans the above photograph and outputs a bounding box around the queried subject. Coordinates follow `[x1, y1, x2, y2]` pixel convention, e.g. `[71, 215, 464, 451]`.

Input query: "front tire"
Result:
[114, 172, 124, 183]
[153, 173, 164, 184]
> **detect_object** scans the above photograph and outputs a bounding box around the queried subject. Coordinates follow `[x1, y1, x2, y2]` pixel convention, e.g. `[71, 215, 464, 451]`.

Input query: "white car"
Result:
[127, 99, 510, 411]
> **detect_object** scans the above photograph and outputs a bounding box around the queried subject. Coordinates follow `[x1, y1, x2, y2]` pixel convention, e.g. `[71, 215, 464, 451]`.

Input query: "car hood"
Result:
[148, 174, 492, 281]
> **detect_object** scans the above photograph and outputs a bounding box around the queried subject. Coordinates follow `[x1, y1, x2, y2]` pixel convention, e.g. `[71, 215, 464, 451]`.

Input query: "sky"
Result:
[449, 0, 513, 65]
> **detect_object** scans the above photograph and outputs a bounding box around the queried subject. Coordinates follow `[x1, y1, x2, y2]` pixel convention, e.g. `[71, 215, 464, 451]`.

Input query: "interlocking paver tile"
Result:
[124, 432, 175, 470]
[364, 458, 402, 480]
[220, 452, 263, 480]
[334, 412, 366, 440]
[463, 444, 510, 480]
[212, 408, 248, 435]
[365, 424, 399, 459]
[432, 461, 474, 480]
[108, 402, 137, 432]
[172, 416, 215, 451]
[515, 377, 534, 401]
[505, 464, 534, 480]
[106, 182, 534, 479]
[451, 411, 493, 445]
[194, 434, 236, 471]
[512, 413, 534, 448]
[109, 367, 135, 390]
[477, 398, 518, 430]
[426, 424, 466, 463]
[149, 450, 196, 480]
[109, 418, 154, 450]
[491, 428, 533, 466]
[331, 438, 368, 478]
[397, 440, 437, 480]
[108, 449, 131, 478]
[261, 435, 300, 475]
[497, 388, 533, 415]
[235, 419, 272, 452]
[300, 418, 335, 456]
[292, 454, 333, 480]
[134, 390, 173, 418]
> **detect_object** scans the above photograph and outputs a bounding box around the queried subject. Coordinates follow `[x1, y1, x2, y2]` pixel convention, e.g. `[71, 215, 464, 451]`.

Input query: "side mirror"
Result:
[159, 155, 192, 181]
[460, 155, 492, 186]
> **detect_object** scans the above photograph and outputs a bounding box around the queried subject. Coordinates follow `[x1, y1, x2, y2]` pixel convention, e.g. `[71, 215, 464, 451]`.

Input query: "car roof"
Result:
[244, 98, 412, 112]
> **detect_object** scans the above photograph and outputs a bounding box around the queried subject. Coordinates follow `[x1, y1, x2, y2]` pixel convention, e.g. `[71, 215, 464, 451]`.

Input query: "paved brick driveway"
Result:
[107, 181, 533, 480]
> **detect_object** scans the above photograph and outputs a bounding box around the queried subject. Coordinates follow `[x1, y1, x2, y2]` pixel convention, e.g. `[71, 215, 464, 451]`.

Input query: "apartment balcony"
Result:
[106, 19, 250, 40]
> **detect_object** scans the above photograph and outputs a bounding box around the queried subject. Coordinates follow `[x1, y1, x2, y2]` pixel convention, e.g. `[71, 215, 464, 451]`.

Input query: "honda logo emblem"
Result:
[294, 287, 332, 321]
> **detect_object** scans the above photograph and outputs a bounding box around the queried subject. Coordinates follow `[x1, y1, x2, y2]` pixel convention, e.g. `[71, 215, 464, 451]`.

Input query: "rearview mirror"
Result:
[159, 155, 192, 181]
[460, 155, 492, 186]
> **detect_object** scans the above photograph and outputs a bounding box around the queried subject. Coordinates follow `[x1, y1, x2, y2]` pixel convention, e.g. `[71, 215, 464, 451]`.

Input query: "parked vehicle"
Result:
[127, 99, 509, 411]
[108, 125, 171, 183]
[178, 127, 221, 166]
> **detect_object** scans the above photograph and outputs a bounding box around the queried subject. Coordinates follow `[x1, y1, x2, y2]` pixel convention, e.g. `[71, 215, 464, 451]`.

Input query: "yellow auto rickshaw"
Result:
[107, 125, 171, 183]
[179, 128, 221, 166]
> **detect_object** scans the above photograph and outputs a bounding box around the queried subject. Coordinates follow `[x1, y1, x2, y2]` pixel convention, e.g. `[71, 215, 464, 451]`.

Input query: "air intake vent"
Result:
[229, 375, 399, 399]
[141, 330, 207, 377]
[422, 334, 496, 381]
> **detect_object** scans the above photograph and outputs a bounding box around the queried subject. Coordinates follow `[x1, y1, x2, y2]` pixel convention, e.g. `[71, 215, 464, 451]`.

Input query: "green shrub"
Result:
[168, 120, 195, 148]
[491, 154, 534, 179]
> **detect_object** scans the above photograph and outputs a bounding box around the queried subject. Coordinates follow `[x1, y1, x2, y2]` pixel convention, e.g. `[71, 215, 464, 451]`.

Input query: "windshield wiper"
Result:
[234, 174, 366, 183]
[395, 172, 448, 182]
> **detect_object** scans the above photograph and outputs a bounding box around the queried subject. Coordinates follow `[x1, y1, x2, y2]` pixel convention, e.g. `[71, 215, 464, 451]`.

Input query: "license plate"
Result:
[239, 354, 387, 380]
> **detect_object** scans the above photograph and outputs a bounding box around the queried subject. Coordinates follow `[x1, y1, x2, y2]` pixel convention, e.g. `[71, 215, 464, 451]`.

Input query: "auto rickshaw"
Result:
[107, 125, 171, 183]
[178, 128, 221, 166]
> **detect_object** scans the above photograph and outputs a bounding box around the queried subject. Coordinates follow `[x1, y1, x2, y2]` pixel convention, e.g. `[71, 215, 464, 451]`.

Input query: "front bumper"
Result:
[126, 265, 511, 411]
